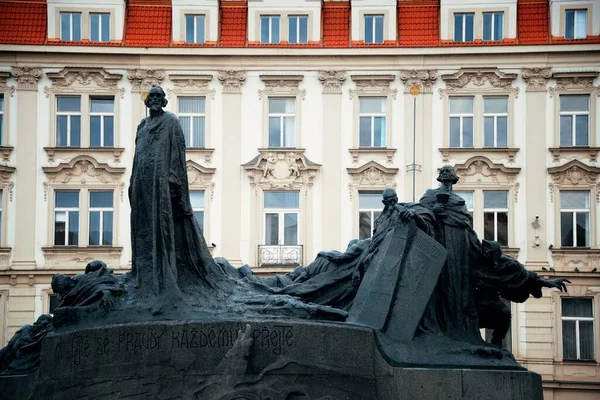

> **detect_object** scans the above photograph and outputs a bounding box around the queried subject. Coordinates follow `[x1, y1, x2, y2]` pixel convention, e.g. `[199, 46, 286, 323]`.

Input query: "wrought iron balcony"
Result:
[258, 245, 303, 267]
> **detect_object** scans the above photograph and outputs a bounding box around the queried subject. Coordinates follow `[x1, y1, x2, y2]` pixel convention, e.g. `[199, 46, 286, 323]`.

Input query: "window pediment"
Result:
[167, 74, 215, 98]
[0, 71, 15, 97]
[243, 148, 320, 191]
[44, 67, 124, 98]
[0, 165, 15, 201]
[258, 75, 305, 100]
[548, 160, 600, 203]
[439, 68, 519, 98]
[186, 160, 216, 200]
[453, 156, 521, 202]
[548, 71, 600, 97]
[347, 160, 398, 199]
[349, 74, 397, 99]
[43, 155, 125, 200]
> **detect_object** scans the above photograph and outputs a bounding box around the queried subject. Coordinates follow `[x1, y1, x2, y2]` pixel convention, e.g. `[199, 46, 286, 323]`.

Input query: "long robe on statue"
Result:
[419, 189, 482, 341]
[129, 111, 225, 297]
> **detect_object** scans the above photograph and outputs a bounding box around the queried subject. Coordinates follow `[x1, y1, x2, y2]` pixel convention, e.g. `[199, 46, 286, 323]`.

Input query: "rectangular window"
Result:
[449, 97, 474, 148]
[483, 191, 509, 246]
[185, 14, 205, 44]
[560, 95, 589, 147]
[560, 191, 590, 248]
[56, 96, 81, 147]
[268, 98, 295, 148]
[190, 191, 205, 232]
[364, 15, 384, 44]
[565, 9, 587, 39]
[54, 191, 79, 246]
[60, 12, 82, 41]
[264, 191, 299, 246]
[455, 191, 474, 223]
[454, 13, 474, 42]
[0, 94, 3, 145]
[359, 97, 387, 147]
[288, 15, 308, 44]
[178, 97, 206, 148]
[562, 298, 595, 361]
[359, 193, 382, 240]
[90, 13, 110, 42]
[483, 12, 503, 41]
[483, 97, 508, 148]
[88, 191, 113, 246]
[260, 15, 280, 44]
[90, 97, 114, 147]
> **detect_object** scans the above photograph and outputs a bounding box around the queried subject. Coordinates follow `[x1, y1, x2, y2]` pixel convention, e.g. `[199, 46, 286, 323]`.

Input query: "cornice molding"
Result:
[548, 71, 600, 97]
[318, 70, 346, 94]
[349, 74, 397, 99]
[167, 74, 215, 99]
[218, 70, 246, 94]
[439, 68, 519, 98]
[127, 69, 165, 93]
[44, 67, 124, 98]
[522, 67, 552, 92]
[11, 66, 42, 91]
[399, 69, 437, 94]
[258, 75, 305, 100]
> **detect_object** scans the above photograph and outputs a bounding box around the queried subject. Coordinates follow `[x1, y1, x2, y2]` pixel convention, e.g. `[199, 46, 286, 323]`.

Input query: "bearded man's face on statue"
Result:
[146, 87, 166, 112]
[437, 166, 458, 183]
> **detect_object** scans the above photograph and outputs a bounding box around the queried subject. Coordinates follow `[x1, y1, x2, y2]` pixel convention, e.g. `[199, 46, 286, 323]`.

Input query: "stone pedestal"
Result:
[0, 320, 542, 399]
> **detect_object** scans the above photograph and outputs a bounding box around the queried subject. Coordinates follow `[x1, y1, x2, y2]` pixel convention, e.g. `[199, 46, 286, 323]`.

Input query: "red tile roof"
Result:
[219, 1, 247, 47]
[517, 0, 549, 44]
[124, 1, 172, 47]
[322, 1, 350, 48]
[398, 0, 439, 47]
[0, 0, 47, 45]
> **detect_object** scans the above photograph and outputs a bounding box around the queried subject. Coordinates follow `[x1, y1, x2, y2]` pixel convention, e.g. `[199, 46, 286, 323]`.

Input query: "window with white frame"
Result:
[60, 12, 82, 41]
[565, 9, 587, 39]
[178, 97, 206, 148]
[288, 15, 308, 44]
[562, 297, 595, 361]
[88, 191, 113, 246]
[190, 191, 205, 232]
[0, 190, 3, 244]
[264, 191, 299, 246]
[90, 13, 110, 42]
[364, 15, 384, 44]
[483, 97, 508, 148]
[455, 191, 474, 222]
[56, 96, 81, 147]
[90, 97, 114, 147]
[0, 94, 3, 145]
[454, 13, 474, 42]
[359, 97, 387, 147]
[268, 98, 295, 148]
[483, 12, 503, 41]
[54, 191, 80, 246]
[260, 15, 280, 44]
[359, 192, 382, 240]
[483, 191, 508, 246]
[449, 97, 474, 148]
[560, 191, 590, 248]
[185, 14, 205, 44]
[559, 95, 589, 147]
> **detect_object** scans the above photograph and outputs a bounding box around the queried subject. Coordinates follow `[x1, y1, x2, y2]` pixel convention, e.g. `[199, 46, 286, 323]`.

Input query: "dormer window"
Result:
[482, 12, 503, 41]
[90, 13, 110, 42]
[454, 13, 474, 42]
[185, 14, 206, 44]
[260, 15, 280, 44]
[565, 9, 587, 39]
[364, 15, 384, 44]
[288, 15, 308, 44]
[60, 12, 82, 41]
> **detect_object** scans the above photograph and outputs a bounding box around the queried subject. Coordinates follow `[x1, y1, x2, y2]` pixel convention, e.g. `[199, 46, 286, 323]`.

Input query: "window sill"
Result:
[0, 146, 14, 162]
[349, 147, 397, 165]
[42, 246, 123, 269]
[439, 147, 519, 163]
[549, 147, 600, 162]
[185, 147, 215, 165]
[44, 147, 125, 163]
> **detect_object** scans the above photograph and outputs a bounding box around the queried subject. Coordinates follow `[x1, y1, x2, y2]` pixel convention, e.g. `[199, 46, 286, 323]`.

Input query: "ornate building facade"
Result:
[0, 0, 599, 398]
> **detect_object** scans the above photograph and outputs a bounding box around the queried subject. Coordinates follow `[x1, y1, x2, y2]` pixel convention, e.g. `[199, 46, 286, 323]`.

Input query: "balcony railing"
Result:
[258, 245, 303, 267]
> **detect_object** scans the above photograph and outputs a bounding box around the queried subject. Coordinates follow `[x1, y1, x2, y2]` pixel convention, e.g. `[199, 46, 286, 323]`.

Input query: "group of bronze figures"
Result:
[0, 86, 569, 374]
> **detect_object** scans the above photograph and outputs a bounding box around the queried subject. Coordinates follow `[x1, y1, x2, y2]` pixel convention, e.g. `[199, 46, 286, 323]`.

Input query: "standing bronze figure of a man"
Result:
[129, 86, 224, 302]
